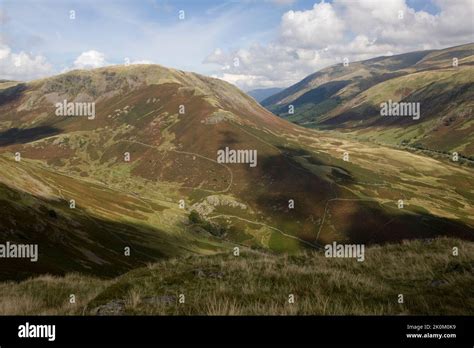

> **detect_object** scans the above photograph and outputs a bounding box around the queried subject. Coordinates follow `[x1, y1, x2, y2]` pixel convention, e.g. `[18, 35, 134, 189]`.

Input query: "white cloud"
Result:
[0, 43, 53, 81]
[130, 59, 154, 65]
[0, 45, 10, 60]
[280, 2, 345, 48]
[207, 0, 474, 90]
[205, 42, 334, 90]
[434, 0, 474, 44]
[66, 51, 152, 72]
[72, 50, 108, 69]
[203, 48, 226, 66]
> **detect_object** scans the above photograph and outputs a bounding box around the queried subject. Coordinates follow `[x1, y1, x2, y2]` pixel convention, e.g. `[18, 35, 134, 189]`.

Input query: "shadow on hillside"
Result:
[0, 182, 190, 282]
[292, 80, 350, 107]
[237, 148, 474, 248]
[219, 130, 240, 145]
[235, 147, 343, 247]
[0, 83, 27, 105]
[334, 200, 474, 245]
[0, 126, 61, 147]
[320, 81, 473, 129]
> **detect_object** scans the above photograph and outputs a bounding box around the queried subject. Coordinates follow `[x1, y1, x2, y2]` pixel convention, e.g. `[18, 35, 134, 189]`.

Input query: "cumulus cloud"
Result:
[65, 51, 153, 72]
[207, 0, 474, 90]
[129, 59, 154, 65]
[0, 9, 53, 81]
[280, 2, 345, 48]
[72, 50, 108, 69]
[333, 0, 473, 50]
[206, 43, 333, 89]
[0, 43, 53, 81]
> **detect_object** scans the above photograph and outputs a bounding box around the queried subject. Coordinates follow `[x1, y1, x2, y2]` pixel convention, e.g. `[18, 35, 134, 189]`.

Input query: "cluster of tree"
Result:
[188, 210, 226, 237]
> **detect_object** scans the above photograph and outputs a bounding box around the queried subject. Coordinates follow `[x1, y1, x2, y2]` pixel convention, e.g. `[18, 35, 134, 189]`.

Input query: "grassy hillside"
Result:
[0, 63, 473, 285]
[0, 156, 226, 281]
[262, 43, 474, 157]
[0, 237, 472, 315]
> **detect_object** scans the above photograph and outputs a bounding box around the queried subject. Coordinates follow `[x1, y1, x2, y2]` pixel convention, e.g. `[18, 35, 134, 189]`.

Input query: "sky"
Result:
[0, 0, 473, 90]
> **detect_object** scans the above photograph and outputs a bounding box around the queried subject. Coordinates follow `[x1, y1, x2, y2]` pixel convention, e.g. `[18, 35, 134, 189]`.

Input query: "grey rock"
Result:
[192, 268, 224, 279]
[93, 300, 125, 316]
[430, 279, 447, 287]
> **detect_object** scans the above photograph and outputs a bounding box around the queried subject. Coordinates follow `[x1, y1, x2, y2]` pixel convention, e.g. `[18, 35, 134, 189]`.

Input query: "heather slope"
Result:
[0, 64, 473, 281]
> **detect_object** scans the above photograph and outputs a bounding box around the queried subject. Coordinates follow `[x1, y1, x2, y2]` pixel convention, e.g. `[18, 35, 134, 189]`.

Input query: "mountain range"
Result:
[262, 43, 474, 158]
[0, 49, 473, 282]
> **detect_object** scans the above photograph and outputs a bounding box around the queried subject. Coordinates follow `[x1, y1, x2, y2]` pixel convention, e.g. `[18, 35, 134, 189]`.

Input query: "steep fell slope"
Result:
[0, 64, 473, 281]
[262, 43, 474, 157]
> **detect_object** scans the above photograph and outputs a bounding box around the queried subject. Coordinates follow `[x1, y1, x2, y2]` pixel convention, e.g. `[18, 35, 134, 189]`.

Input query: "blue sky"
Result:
[2, 0, 293, 73]
[1, 0, 473, 89]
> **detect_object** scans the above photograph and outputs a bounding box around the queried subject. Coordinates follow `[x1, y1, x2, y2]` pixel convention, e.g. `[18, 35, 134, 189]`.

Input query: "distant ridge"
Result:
[247, 87, 284, 102]
[262, 43, 474, 157]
